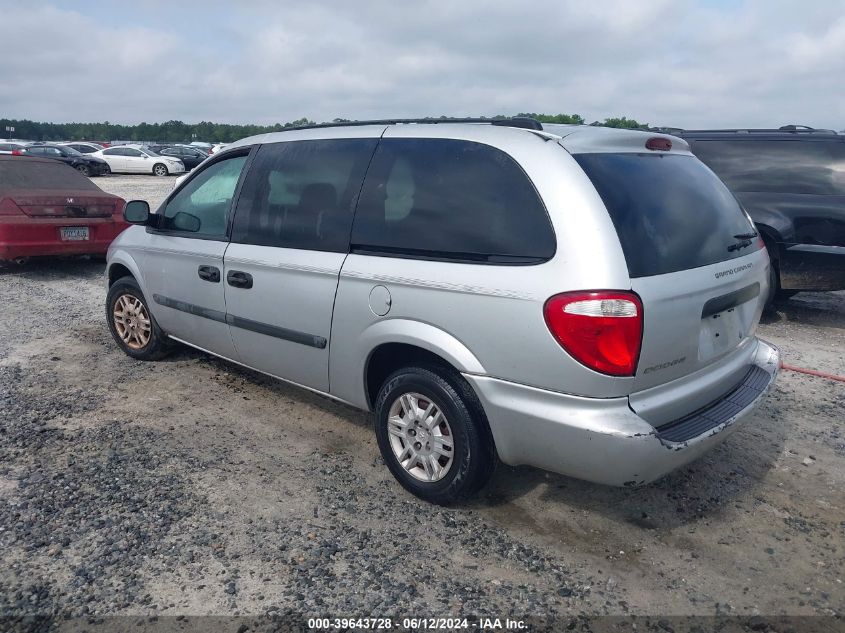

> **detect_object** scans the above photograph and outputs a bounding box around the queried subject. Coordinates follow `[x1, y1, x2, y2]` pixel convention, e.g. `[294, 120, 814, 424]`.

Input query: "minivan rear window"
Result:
[574, 153, 759, 278]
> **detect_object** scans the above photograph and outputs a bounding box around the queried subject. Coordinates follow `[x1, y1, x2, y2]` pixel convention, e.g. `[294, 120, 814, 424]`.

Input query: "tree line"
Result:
[0, 114, 649, 144]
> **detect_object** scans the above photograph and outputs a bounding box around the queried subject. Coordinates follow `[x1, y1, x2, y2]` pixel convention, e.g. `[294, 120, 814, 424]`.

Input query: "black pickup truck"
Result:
[671, 126, 845, 303]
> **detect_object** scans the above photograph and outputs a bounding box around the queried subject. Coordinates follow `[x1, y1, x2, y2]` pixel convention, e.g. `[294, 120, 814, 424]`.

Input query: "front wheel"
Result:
[152, 163, 168, 177]
[75, 164, 90, 177]
[106, 276, 171, 360]
[374, 365, 496, 504]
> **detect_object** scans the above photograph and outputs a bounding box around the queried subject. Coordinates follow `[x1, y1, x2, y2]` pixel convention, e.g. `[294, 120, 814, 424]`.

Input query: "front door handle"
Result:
[226, 270, 253, 289]
[197, 265, 220, 283]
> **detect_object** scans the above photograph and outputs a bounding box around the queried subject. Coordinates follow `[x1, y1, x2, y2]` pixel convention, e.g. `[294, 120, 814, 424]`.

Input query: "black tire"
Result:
[152, 163, 168, 177]
[761, 235, 782, 310]
[374, 365, 496, 504]
[75, 164, 90, 177]
[106, 276, 171, 360]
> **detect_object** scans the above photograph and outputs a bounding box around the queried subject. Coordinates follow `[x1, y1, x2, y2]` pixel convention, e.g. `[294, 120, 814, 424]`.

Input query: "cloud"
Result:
[0, 0, 843, 129]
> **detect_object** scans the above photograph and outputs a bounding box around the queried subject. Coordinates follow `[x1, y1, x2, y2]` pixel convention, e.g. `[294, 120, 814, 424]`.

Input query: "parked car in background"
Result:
[0, 141, 27, 154]
[18, 143, 109, 177]
[0, 155, 127, 263]
[106, 118, 779, 504]
[676, 126, 845, 302]
[190, 141, 214, 153]
[148, 144, 209, 170]
[210, 143, 228, 154]
[60, 141, 106, 154]
[92, 145, 185, 176]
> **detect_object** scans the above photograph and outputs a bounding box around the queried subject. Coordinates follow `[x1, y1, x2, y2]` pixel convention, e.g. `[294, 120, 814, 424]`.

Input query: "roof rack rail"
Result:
[676, 126, 837, 135]
[275, 116, 544, 133]
[649, 126, 685, 134]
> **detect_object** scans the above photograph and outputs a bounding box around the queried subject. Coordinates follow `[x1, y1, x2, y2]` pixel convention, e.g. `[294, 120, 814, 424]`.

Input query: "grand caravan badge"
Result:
[715, 262, 753, 279]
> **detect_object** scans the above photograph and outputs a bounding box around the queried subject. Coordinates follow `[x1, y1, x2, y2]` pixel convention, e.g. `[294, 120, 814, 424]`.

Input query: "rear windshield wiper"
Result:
[726, 230, 758, 252]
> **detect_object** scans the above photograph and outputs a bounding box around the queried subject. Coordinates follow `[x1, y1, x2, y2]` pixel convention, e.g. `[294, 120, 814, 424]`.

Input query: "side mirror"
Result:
[123, 200, 150, 224]
[171, 211, 201, 232]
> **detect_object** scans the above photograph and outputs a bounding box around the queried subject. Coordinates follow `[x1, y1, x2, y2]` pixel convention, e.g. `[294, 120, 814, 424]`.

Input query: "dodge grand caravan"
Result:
[105, 117, 780, 504]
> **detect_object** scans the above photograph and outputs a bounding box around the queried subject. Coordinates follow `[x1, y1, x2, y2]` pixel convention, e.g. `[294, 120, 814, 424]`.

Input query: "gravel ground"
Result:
[0, 176, 843, 626]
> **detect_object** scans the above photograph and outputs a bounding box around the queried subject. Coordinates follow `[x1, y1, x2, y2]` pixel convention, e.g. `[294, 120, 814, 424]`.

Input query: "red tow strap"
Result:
[780, 362, 845, 383]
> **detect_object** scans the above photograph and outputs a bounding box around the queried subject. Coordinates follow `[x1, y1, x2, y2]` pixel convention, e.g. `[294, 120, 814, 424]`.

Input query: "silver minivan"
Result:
[106, 118, 780, 504]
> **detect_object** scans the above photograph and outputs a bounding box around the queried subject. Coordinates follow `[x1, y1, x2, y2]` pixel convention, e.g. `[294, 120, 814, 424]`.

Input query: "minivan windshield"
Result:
[574, 153, 759, 278]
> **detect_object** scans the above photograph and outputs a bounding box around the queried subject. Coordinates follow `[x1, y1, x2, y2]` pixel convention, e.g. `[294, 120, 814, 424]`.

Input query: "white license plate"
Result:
[699, 307, 745, 360]
[60, 227, 89, 241]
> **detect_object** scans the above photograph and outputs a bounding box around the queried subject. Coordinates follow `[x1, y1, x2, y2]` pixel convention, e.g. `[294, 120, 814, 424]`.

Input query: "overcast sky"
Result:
[2, 0, 843, 129]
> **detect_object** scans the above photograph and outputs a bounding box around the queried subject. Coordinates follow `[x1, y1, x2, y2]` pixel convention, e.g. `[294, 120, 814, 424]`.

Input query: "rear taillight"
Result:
[544, 291, 643, 376]
[11, 149, 23, 156]
[0, 198, 24, 216]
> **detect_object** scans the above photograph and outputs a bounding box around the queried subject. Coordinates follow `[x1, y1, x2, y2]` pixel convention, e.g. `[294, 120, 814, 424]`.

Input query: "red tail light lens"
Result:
[645, 137, 672, 151]
[544, 291, 643, 376]
[11, 149, 23, 156]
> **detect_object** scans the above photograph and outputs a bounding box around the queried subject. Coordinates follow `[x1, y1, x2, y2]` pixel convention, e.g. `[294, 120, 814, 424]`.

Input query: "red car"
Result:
[0, 155, 128, 262]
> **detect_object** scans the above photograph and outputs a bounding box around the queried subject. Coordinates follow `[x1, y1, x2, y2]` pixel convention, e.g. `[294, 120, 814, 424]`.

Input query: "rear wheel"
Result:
[152, 163, 168, 177]
[761, 235, 783, 309]
[75, 164, 90, 177]
[374, 365, 496, 504]
[106, 276, 170, 360]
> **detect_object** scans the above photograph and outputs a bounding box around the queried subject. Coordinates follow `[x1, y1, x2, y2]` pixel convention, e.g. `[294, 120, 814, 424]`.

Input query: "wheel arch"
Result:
[355, 320, 486, 411]
[756, 223, 783, 255]
[106, 251, 145, 291]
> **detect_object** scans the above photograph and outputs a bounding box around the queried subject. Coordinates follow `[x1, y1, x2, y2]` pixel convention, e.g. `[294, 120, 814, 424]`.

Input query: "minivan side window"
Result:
[160, 154, 248, 238]
[351, 138, 555, 263]
[231, 139, 378, 252]
[690, 139, 845, 196]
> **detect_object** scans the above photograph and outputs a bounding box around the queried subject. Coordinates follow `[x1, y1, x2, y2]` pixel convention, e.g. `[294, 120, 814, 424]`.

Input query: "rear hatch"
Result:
[570, 140, 768, 393]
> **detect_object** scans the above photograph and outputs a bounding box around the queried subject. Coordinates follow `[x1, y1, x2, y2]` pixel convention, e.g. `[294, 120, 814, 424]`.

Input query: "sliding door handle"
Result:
[226, 270, 253, 289]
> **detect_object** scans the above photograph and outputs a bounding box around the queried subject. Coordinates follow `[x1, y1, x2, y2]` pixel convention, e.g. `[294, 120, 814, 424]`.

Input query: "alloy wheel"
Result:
[113, 293, 152, 350]
[387, 392, 454, 482]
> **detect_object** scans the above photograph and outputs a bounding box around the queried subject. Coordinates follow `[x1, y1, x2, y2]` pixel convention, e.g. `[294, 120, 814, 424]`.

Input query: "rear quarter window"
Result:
[574, 153, 759, 278]
[351, 138, 555, 263]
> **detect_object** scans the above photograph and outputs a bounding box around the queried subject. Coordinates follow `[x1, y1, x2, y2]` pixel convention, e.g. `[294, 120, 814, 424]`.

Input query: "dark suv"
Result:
[20, 143, 110, 177]
[674, 126, 845, 301]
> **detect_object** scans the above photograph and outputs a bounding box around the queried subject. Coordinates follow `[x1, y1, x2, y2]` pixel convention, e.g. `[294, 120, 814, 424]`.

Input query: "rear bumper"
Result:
[0, 219, 129, 260]
[465, 339, 780, 487]
[779, 243, 845, 291]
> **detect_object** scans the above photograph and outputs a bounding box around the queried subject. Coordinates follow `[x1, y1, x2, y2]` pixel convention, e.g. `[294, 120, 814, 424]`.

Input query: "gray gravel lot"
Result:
[0, 175, 843, 624]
